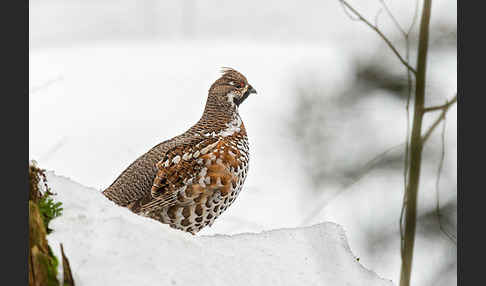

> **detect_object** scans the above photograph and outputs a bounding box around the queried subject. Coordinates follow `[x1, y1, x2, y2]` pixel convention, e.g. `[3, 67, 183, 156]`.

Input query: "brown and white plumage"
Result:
[102, 68, 256, 234]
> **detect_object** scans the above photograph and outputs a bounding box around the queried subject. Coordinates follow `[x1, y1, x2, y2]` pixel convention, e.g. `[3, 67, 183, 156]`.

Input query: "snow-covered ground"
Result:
[46, 172, 393, 286]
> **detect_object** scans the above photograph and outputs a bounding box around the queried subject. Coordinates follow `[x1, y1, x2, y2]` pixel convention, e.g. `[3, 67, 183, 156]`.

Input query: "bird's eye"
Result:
[239, 82, 245, 88]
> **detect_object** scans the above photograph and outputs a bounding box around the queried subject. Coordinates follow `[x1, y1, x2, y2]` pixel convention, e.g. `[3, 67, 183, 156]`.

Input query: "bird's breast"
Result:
[158, 130, 249, 234]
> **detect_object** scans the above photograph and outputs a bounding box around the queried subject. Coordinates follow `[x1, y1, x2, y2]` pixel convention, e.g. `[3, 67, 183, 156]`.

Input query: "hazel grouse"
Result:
[102, 68, 256, 234]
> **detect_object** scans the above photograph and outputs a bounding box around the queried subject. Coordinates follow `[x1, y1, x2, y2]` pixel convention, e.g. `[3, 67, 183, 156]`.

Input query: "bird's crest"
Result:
[219, 67, 247, 83]
[221, 67, 237, 75]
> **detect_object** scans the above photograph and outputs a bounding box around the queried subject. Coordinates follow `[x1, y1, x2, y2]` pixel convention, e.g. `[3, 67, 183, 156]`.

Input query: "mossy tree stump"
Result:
[29, 201, 59, 286]
[29, 161, 74, 286]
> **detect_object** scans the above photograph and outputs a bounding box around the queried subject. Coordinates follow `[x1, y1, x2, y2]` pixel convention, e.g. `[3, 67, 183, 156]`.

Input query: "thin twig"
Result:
[339, 0, 361, 21]
[400, 0, 419, 259]
[399, 188, 407, 258]
[407, 0, 420, 35]
[422, 94, 457, 144]
[400, 59, 411, 260]
[302, 91, 454, 227]
[423, 94, 458, 112]
[302, 119, 449, 226]
[435, 115, 457, 244]
[339, 0, 417, 75]
[374, 8, 384, 28]
[301, 141, 405, 225]
[379, 0, 406, 36]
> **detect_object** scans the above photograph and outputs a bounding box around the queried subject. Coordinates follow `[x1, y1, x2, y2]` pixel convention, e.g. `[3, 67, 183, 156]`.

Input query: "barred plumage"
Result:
[102, 68, 256, 234]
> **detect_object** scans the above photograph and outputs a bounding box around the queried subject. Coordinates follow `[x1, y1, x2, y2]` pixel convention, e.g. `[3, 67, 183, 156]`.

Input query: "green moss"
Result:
[29, 161, 66, 286]
[33, 246, 60, 286]
[38, 192, 63, 234]
[46, 245, 60, 286]
[30, 201, 60, 286]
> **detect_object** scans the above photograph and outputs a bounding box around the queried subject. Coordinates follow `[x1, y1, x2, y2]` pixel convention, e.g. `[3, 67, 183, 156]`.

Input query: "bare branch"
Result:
[407, 0, 420, 35]
[400, 0, 416, 257]
[435, 117, 457, 244]
[374, 7, 384, 28]
[302, 119, 449, 227]
[422, 94, 458, 143]
[423, 94, 458, 112]
[301, 93, 456, 228]
[379, 0, 406, 36]
[339, 0, 417, 74]
[301, 141, 406, 225]
[399, 188, 407, 259]
[422, 115, 445, 145]
[339, 0, 361, 21]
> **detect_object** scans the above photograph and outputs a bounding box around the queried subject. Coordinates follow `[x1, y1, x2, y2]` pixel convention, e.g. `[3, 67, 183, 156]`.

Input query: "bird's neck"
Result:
[188, 97, 243, 137]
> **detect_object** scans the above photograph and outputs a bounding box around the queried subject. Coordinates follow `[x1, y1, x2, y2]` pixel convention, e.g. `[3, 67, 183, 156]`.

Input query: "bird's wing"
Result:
[139, 136, 221, 212]
[103, 135, 204, 208]
[102, 138, 173, 207]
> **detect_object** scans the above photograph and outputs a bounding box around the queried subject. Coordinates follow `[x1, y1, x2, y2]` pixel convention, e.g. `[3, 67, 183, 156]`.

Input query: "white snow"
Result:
[46, 172, 393, 286]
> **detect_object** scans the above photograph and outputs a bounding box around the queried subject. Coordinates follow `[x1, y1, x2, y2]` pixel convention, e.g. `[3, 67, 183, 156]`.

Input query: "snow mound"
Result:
[46, 172, 393, 286]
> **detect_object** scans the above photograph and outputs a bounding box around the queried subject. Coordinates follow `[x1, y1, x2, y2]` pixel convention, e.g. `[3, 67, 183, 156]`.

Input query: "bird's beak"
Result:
[236, 85, 257, 106]
[249, 86, 257, 95]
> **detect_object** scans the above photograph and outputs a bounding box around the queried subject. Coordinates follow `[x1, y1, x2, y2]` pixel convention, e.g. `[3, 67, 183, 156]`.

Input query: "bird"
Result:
[102, 67, 257, 234]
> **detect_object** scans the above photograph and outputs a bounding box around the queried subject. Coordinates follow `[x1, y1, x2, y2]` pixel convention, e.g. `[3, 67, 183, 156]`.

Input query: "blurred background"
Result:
[29, 0, 457, 285]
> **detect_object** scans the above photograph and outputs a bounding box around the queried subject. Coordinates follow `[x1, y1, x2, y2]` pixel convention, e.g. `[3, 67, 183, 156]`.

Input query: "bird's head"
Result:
[208, 67, 257, 109]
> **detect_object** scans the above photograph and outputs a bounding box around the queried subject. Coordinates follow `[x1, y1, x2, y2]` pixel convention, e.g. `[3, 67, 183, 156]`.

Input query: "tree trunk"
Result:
[399, 1, 432, 286]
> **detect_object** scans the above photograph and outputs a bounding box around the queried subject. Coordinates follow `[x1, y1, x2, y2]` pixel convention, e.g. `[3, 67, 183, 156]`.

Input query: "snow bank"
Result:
[46, 172, 393, 286]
